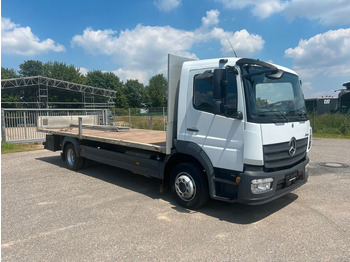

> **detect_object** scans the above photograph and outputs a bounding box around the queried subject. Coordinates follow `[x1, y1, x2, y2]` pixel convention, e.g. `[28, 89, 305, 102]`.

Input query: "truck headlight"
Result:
[251, 178, 274, 194]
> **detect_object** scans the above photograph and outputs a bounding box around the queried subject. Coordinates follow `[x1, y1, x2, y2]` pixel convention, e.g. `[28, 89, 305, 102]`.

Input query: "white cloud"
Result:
[216, 0, 287, 19]
[216, 0, 350, 25]
[201, 9, 220, 27]
[1, 17, 17, 31]
[154, 0, 181, 12]
[302, 81, 313, 91]
[285, 0, 350, 25]
[1, 17, 65, 56]
[113, 68, 149, 84]
[71, 28, 117, 55]
[71, 10, 264, 83]
[211, 28, 264, 57]
[78, 67, 89, 76]
[72, 25, 197, 69]
[285, 28, 350, 78]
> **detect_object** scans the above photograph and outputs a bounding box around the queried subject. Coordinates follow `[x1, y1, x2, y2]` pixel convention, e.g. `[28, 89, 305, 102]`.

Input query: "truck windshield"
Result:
[243, 67, 307, 123]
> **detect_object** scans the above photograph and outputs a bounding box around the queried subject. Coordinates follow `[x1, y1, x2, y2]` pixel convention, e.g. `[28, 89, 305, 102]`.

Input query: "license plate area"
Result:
[285, 171, 300, 187]
[276, 171, 301, 190]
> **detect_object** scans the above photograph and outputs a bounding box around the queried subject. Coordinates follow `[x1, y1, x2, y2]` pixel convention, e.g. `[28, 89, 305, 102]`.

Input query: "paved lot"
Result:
[1, 138, 350, 261]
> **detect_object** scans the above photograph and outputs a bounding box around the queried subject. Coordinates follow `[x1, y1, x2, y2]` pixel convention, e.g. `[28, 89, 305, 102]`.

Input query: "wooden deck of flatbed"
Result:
[41, 128, 167, 153]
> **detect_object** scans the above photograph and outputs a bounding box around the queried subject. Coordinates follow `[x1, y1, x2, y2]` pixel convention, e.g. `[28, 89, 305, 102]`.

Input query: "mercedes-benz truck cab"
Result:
[175, 57, 312, 206]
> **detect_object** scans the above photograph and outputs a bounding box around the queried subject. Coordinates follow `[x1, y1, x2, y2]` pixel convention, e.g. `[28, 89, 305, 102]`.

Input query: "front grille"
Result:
[263, 138, 308, 169]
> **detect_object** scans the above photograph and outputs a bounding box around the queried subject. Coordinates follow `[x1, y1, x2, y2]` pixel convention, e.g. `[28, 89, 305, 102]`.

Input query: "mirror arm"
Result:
[236, 111, 243, 120]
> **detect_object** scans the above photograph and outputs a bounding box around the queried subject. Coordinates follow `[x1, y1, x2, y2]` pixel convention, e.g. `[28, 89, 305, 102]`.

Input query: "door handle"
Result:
[187, 128, 199, 132]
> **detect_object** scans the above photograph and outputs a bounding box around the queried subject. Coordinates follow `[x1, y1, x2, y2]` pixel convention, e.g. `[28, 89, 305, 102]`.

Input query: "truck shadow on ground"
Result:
[37, 155, 298, 225]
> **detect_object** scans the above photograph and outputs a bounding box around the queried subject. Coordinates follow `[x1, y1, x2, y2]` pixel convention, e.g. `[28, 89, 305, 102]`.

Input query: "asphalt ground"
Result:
[1, 138, 350, 261]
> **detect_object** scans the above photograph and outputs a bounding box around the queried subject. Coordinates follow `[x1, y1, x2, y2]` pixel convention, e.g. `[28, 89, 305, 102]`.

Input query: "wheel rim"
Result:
[67, 148, 75, 166]
[175, 172, 196, 201]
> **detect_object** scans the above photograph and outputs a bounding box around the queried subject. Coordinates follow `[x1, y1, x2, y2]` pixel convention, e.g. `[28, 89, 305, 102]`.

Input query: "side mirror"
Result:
[213, 69, 226, 99]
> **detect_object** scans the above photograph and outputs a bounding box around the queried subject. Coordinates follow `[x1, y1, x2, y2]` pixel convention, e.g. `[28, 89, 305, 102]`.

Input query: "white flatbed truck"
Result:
[41, 55, 312, 209]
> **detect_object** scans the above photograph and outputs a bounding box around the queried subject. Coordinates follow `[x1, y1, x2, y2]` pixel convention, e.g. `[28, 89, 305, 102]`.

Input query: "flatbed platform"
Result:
[41, 127, 167, 153]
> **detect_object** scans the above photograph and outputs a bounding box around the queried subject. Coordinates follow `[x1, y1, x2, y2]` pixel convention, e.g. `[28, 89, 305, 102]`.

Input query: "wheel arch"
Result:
[162, 141, 215, 196]
[62, 137, 81, 160]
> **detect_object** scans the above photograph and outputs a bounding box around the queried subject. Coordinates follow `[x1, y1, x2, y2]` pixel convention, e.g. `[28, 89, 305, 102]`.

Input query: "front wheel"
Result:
[170, 163, 209, 209]
[65, 143, 84, 170]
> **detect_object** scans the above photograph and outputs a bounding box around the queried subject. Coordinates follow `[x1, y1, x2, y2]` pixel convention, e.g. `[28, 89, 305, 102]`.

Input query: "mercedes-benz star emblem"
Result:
[289, 137, 297, 156]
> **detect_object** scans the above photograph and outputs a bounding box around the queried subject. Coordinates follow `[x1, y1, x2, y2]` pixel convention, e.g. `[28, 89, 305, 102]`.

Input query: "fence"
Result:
[1, 108, 107, 143]
[113, 107, 167, 131]
[1, 108, 168, 143]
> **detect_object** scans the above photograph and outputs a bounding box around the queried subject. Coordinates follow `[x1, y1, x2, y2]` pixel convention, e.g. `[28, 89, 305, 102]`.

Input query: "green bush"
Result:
[310, 113, 350, 138]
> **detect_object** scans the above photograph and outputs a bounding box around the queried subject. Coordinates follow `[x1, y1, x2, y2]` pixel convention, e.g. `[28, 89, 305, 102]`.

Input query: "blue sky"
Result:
[1, 0, 350, 98]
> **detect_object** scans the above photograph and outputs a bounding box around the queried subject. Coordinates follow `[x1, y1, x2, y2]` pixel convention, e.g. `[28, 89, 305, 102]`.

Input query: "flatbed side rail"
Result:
[41, 127, 167, 154]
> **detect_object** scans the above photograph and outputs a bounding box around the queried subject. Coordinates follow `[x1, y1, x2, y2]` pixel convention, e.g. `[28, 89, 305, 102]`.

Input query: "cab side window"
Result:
[193, 72, 213, 113]
[193, 71, 238, 117]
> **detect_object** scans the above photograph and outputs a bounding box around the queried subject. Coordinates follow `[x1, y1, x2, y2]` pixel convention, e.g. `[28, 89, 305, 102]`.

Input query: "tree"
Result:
[123, 79, 145, 108]
[114, 88, 129, 108]
[1, 67, 19, 79]
[86, 70, 122, 90]
[19, 60, 44, 77]
[145, 74, 167, 108]
[43, 61, 85, 84]
[86, 70, 130, 108]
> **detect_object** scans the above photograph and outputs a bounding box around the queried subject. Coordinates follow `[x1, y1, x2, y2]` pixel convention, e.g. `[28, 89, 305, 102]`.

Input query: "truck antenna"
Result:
[227, 39, 238, 58]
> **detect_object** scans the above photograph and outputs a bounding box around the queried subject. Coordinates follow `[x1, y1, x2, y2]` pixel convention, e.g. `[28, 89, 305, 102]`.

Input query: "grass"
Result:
[1, 142, 44, 154]
[309, 113, 350, 139]
[313, 133, 350, 139]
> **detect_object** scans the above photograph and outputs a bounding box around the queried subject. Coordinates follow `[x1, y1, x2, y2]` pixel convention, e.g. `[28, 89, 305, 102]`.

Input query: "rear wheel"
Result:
[65, 144, 84, 170]
[171, 163, 209, 209]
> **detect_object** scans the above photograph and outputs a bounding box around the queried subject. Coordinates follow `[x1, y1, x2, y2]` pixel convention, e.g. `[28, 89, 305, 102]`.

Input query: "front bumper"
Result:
[211, 156, 309, 205]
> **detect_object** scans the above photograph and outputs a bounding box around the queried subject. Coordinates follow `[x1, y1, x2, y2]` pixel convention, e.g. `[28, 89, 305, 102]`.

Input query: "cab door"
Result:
[184, 68, 244, 171]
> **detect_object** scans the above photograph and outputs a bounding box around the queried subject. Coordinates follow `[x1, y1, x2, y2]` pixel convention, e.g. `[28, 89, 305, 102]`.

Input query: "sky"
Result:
[1, 0, 350, 98]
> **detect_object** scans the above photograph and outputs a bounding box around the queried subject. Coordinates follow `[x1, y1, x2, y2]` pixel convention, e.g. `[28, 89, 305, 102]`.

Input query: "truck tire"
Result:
[171, 163, 209, 209]
[65, 143, 84, 170]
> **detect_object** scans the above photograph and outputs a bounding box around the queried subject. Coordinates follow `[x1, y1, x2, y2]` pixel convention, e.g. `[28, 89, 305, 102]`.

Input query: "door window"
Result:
[193, 70, 238, 117]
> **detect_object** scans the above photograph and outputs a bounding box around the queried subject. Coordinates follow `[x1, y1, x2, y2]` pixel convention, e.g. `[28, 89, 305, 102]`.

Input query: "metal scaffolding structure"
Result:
[1, 76, 117, 108]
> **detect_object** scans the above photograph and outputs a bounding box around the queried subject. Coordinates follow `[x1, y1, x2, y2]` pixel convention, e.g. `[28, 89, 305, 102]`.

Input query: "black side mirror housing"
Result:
[213, 67, 242, 119]
[213, 69, 226, 99]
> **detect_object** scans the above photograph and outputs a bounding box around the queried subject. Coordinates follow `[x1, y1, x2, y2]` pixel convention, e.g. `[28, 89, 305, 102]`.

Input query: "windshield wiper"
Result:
[258, 110, 289, 123]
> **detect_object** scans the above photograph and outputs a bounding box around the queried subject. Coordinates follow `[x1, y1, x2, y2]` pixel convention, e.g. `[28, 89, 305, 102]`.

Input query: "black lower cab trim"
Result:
[211, 156, 309, 205]
[212, 168, 240, 201]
